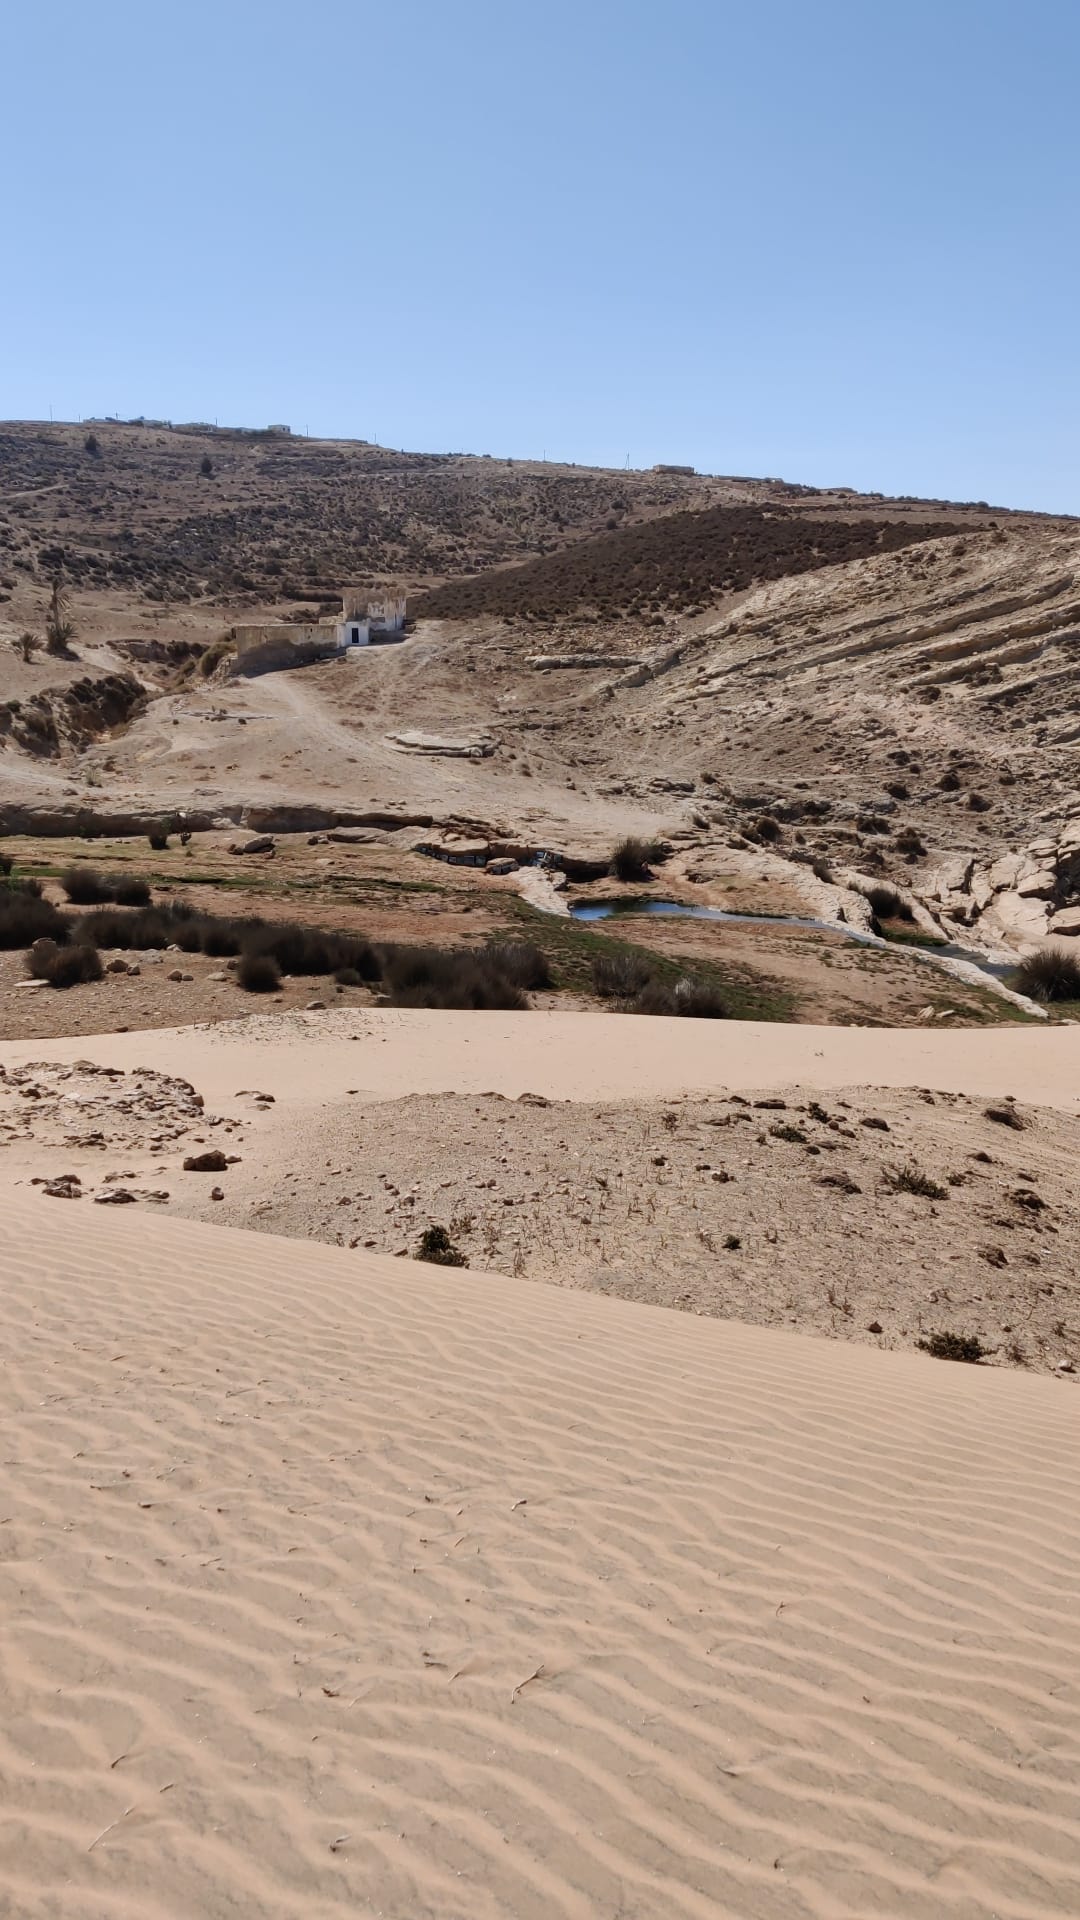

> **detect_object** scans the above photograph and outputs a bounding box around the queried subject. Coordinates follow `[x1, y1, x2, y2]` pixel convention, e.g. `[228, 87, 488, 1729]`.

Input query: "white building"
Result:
[336, 589, 407, 649]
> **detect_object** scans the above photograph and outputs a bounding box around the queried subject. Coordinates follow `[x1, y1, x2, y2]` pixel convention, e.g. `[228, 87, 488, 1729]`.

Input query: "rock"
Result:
[1056, 1358, 1076, 1373]
[15, 978, 48, 990]
[208, 970, 228, 982]
[167, 968, 184, 982]
[127, 963, 140, 977]
[106, 957, 129, 974]
[866, 1320, 883, 1335]
[38, 1174, 82, 1198]
[1048, 907, 1080, 936]
[93, 1188, 137, 1204]
[228, 835, 275, 855]
[988, 852, 1025, 892]
[306, 999, 327, 1011]
[517, 1092, 551, 1107]
[1017, 867, 1056, 899]
[930, 855, 975, 899]
[210, 1186, 225, 1201]
[183, 1150, 229, 1172]
[485, 857, 517, 875]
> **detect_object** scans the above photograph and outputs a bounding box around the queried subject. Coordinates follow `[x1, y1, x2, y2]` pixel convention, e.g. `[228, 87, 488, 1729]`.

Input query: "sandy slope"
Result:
[1, 1200, 1078, 1919]
[4, 1006, 1080, 1111]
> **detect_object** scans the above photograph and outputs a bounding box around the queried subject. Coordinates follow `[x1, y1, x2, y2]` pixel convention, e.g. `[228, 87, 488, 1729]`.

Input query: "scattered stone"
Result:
[984, 1105, 1027, 1130]
[229, 835, 275, 855]
[38, 1174, 82, 1198]
[183, 1150, 230, 1172]
[210, 1186, 225, 1200]
[106, 957, 129, 974]
[167, 968, 184, 982]
[93, 1188, 137, 1205]
[866, 1320, 883, 1335]
[861, 1116, 890, 1132]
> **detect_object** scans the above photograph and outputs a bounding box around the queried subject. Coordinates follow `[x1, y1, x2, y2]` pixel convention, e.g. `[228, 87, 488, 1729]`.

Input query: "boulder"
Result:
[929, 855, 974, 899]
[1048, 907, 1080, 937]
[228, 835, 275, 855]
[1017, 867, 1057, 899]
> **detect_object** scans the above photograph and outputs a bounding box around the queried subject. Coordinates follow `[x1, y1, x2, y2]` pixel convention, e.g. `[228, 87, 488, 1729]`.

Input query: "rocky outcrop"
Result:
[0, 672, 145, 758]
[926, 827, 1080, 948]
[387, 730, 498, 758]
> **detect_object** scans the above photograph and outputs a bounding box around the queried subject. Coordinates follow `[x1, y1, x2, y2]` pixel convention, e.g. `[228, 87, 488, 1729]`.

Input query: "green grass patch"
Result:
[498, 899, 799, 1021]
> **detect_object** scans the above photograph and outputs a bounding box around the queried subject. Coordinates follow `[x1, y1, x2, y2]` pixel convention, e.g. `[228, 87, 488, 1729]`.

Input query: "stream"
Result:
[569, 899, 1017, 984]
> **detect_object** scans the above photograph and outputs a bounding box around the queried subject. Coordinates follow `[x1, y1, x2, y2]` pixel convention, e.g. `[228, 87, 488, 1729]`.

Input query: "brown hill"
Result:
[0, 421, 724, 609]
[412, 503, 968, 620]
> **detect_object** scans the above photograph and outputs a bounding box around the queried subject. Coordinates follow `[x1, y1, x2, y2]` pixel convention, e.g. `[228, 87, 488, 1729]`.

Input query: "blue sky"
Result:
[3, 0, 1077, 510]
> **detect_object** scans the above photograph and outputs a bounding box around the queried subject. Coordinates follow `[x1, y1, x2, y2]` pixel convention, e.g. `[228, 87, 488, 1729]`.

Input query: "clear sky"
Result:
[3, 0, 1077, 511]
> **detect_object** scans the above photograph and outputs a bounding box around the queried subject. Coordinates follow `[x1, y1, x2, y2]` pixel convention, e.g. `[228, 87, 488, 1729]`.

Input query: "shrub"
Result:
[481, 940, 553, 990]
[968, 792, 992, 812]
[84, 433, 100, 456]
[27, 937, 103, 987]
[592, 950, 653, 998]
[61, 867, 152, 907]
[416, 1224, 469, 1268]
[380, 945, 527, 1010]
[894, 826, 927, 858]
[865, 885, 914, 924]
[0, 851, 11, 876]
[938, 769, 961, 792]
[112, 874, 151, 907]
[610, 836, 666, 882]
[0, 885, 70, 949]
[335, 966, 363, 987]
[200, 454, 214, 477]
[632, 976, 727, 1018]
[917, 1331, 988, 1364]
[202, 921, 245, 958]
[753, 813, 782, 842]
[237, 951, 281, 992]
[80, 900, 201, 950]
[1011, 947, 1080, 1004]
[881, 1161, 948, 1200]
[60, 866, 110, 905]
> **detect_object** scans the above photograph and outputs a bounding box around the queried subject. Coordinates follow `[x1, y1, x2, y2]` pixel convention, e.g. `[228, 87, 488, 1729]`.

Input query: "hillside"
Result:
[412, 501, 969, 619]
[0, 420, 725, 609]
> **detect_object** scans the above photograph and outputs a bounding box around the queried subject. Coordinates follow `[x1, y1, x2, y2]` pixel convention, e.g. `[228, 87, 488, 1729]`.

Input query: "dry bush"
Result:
[379, 945, 528, 1010]
[0, 883, 70, 948]
[592, 950, 653, 998]
[26, 937, 103, 987]
[1012, 947, 1080, 1003]
[60, 867, 151, 907]
[611, 836, 666, 881]
[237, 951, 281, 992]
[481, 940, 553, 990]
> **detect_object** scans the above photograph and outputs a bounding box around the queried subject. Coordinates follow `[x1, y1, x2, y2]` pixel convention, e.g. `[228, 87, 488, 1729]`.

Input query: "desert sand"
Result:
[2, 1194, 1079, 1918]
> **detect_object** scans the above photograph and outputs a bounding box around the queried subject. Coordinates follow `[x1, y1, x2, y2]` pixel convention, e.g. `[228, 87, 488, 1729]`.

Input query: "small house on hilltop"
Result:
[232, 589, 408, 676]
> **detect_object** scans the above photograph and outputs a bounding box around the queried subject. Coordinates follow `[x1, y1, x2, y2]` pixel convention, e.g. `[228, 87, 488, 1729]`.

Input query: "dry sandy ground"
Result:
[2, 1198, 1079, 1919]
[3, 1010, 1080, 1374]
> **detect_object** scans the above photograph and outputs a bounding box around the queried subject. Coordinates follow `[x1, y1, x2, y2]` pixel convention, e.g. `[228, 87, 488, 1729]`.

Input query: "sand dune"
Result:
[4, 1005, 1080, 1112]
[1, 1198, 1078, 1918]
